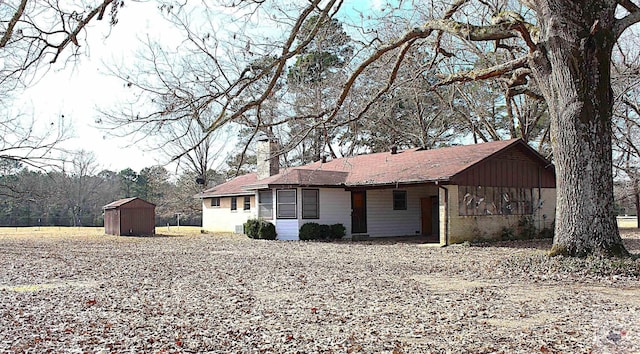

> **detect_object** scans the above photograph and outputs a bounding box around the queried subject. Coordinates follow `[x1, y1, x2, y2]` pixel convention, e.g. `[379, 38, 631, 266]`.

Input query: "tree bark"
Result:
[531, 0, 629, 257]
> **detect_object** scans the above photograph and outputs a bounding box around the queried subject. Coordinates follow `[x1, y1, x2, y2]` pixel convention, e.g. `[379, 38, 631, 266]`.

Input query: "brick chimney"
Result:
[256, 134, 279, 180]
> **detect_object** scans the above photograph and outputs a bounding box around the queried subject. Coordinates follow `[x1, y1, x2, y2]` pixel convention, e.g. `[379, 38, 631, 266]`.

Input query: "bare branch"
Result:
[618, 0, 640, 13]
[50, 0, 116, 64]
[0, 0, 28, 48]
[615, 0, 640, 37]
[434, 55, 529, 87]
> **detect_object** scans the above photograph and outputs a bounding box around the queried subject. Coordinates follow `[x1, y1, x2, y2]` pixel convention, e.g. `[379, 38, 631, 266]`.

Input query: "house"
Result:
[104, 197, 156, 236]
[197, 138, 556, 244]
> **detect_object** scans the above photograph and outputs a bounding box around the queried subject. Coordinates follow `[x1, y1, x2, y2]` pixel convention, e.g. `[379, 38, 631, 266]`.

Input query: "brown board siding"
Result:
[120, 207, 155, 236]
[104, 198, 156, 236]
[451, 144, 555, 188]
[104, 209, 119, 235]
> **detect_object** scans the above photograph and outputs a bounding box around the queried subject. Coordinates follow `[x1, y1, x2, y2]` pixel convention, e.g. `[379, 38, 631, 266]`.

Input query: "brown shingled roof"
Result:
[197, 172, 258, 198]
[247, 139, 531, 189]
[313, 139, 521, 186]
[244, 169, 350, 189]
[197, 139, 549, 196]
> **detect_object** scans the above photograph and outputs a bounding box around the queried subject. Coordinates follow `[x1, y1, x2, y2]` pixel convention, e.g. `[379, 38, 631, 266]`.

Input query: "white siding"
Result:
[366, 185, 438, 238]
[202, 196, 256, 233]
[273, 187, 352, 240]
[308, 188, 351, 228]
[296, 188, 352, 238]
[276, 219, 299, 240]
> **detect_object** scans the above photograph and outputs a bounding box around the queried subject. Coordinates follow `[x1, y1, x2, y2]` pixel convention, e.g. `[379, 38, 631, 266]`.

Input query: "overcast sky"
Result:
[16, 1, 177, 173]
[14, 0, 394, 173]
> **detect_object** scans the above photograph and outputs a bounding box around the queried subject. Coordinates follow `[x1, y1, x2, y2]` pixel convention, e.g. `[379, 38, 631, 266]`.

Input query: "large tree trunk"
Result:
[531, 1, 629, 257]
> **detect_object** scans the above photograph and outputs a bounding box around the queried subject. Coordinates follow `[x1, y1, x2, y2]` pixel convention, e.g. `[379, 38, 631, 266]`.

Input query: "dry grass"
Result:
[0, 226, 204, 240]
[1, 228, 639, 353]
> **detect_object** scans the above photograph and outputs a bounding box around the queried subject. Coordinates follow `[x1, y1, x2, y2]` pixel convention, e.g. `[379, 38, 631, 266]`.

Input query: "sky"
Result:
[18, 1, 182, 173]
[16, 0, 390, 174]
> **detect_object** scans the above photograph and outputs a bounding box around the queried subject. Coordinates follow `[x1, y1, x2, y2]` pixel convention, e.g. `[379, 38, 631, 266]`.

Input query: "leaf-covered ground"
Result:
[1, 228, 639, 353]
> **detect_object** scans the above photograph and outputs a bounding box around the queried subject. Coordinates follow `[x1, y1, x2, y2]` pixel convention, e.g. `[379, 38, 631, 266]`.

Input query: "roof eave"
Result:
[197, 191, 255, 198]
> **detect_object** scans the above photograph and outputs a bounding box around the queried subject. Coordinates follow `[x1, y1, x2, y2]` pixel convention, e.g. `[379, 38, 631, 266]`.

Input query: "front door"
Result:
[351, 191, 367, 234]
[421, 196, 439, 241]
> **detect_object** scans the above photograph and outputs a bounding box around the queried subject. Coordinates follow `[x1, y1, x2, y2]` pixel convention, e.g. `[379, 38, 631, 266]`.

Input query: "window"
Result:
[277, 189, 297, 219]
[258, 191, 273, 219]
[211, 197, 220, 207]
[393, 190, 407, 210]
[243, 196, 251, 210]
[231, 197, 237, 211]
[302, 189, 319, 219]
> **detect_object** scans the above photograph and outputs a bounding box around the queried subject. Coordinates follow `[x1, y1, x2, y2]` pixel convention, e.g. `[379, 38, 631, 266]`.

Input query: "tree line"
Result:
[0, 153, 227, 228]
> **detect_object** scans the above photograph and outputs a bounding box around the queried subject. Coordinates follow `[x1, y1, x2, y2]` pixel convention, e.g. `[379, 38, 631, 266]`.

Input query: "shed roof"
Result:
[103, 197, 155, 210]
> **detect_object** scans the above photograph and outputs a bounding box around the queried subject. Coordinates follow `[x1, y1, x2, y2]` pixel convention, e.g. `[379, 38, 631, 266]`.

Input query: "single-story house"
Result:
[196, 138, 556, 244]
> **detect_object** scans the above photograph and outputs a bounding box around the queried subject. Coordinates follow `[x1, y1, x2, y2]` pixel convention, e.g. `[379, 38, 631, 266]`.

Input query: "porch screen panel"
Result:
[258, 191, 273, 219]
[459, 186, 534, 216]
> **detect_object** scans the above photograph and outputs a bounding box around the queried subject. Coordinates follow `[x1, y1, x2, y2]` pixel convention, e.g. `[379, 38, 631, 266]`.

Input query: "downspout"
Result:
[438, 184, 449, 246]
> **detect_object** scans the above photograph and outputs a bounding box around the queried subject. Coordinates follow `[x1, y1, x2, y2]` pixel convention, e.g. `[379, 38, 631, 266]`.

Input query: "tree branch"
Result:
[0, 0, 28, 48]
[615, 0, 640, 38]
[618, 0, 640, 13]
[434, 55, 529, 87]
[50, 0, 116, 63]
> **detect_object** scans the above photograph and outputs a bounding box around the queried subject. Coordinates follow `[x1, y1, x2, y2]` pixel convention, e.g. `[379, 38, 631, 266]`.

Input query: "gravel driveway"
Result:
[1, 230, 639, 353]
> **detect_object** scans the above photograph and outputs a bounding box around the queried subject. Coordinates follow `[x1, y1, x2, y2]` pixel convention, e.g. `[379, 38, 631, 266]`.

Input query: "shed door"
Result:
[351, 191, 367, 234]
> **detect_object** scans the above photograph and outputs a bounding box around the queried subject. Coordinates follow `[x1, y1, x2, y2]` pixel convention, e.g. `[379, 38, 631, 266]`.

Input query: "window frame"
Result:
[230, 196, 237, 211]
[210, 197, 220, 207]
[276, 189, 297, 219]
[258, 190, 273, 219]
[243, 196, 251, 211]
[393, 190, 407, 210]
[301, 189, 320, 219]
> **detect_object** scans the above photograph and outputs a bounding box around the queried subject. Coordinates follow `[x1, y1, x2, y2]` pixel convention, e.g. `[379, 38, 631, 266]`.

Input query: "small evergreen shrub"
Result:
[329, 223, 346, 240]
[319, 224, 331, 240]
[244, 219, 277, 240]
[300, 222, 346, 240]
[299, 222, 322, 240]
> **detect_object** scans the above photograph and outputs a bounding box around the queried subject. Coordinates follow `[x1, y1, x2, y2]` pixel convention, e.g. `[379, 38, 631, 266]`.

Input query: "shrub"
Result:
[318, 224, 331, 240]
[244, 219, 277, 240]
[329, 223, 346, 240]
[244, 219, 259, 239]
[300, 222, 346, 240]
[299, 222, 322, 240]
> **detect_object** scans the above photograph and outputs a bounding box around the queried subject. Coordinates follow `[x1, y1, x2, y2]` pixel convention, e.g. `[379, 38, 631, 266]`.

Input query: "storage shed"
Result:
[103, 197, 156, 236]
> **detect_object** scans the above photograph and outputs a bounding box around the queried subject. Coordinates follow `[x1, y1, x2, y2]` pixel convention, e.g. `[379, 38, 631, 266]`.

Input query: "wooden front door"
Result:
[351, 191, 367, 234]
[421, 196, 439, 238]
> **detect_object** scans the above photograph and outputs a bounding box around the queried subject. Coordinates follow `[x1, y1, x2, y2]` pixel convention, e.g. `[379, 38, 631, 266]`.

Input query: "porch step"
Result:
[351, 234, 370, 241]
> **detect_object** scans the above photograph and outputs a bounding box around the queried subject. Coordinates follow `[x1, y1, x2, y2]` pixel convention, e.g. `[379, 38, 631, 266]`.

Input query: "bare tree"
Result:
[1, 0, 122, 88]
[0, 111, 69, 170]
[612, 39, 640, 228]
[0, 0, 123, 169]
[103, 0, 639, 257]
